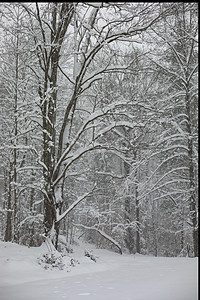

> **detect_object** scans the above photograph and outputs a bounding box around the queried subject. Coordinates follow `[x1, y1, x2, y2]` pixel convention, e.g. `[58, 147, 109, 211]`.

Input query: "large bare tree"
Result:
[11, 2, 175, 250]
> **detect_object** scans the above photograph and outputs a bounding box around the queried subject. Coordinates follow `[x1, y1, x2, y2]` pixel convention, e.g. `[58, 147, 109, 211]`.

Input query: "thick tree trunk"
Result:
[124, 197, 135, 253]
[185, 92, 198, 257]
[43, 180, 64, 250]
[37, 3, 75, 251]
[43, 198, 55, 234]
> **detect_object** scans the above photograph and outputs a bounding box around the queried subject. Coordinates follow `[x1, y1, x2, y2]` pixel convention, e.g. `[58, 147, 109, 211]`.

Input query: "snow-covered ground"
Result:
[0, 240, 198, 300]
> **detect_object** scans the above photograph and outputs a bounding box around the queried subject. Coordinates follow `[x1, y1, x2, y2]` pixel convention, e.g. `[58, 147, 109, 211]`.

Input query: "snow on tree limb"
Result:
[95, 171, 124, 179]
[138, 179, 191, 201]
[73, 223, 123, 255]
[53, 143, 126, 187]
[53, 100, 134, 179]
[56, 187, 95, 223]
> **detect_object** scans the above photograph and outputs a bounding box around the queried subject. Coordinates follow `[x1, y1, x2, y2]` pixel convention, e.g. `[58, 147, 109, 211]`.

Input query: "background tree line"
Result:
[0, 2, 198, 257]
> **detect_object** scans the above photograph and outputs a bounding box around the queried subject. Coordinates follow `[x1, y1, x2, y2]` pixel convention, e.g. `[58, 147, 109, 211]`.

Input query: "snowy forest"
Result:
[0, 2, 198, 260]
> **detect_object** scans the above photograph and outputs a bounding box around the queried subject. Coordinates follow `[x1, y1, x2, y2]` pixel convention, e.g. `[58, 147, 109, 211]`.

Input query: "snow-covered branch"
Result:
[56, 187, 95, 223]
[53, 100, 133, 179]
[73, 223, 123, 254]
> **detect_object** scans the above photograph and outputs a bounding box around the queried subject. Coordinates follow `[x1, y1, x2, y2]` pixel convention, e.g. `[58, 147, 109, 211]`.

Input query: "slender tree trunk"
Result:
[13, 28, 19, 242]
[134, 150, 140, 254]
[4, 169, 12, 242]
[136, 189, 140, 253]
[124, 159, 135, 254]
[180, 209, 184, 255]
[152, 200, 158, 257]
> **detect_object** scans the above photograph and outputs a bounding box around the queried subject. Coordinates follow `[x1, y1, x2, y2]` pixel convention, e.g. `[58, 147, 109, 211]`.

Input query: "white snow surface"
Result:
[0, 240, 198, 300]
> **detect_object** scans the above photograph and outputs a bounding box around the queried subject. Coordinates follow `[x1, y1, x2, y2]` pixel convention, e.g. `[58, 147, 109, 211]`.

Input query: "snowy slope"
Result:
[0, 241, 198, 300]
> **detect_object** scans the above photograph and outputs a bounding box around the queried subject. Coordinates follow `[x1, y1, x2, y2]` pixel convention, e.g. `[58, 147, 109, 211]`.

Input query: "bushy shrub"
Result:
[84, 249, 97, 262]
[37, 251, 66, 270]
